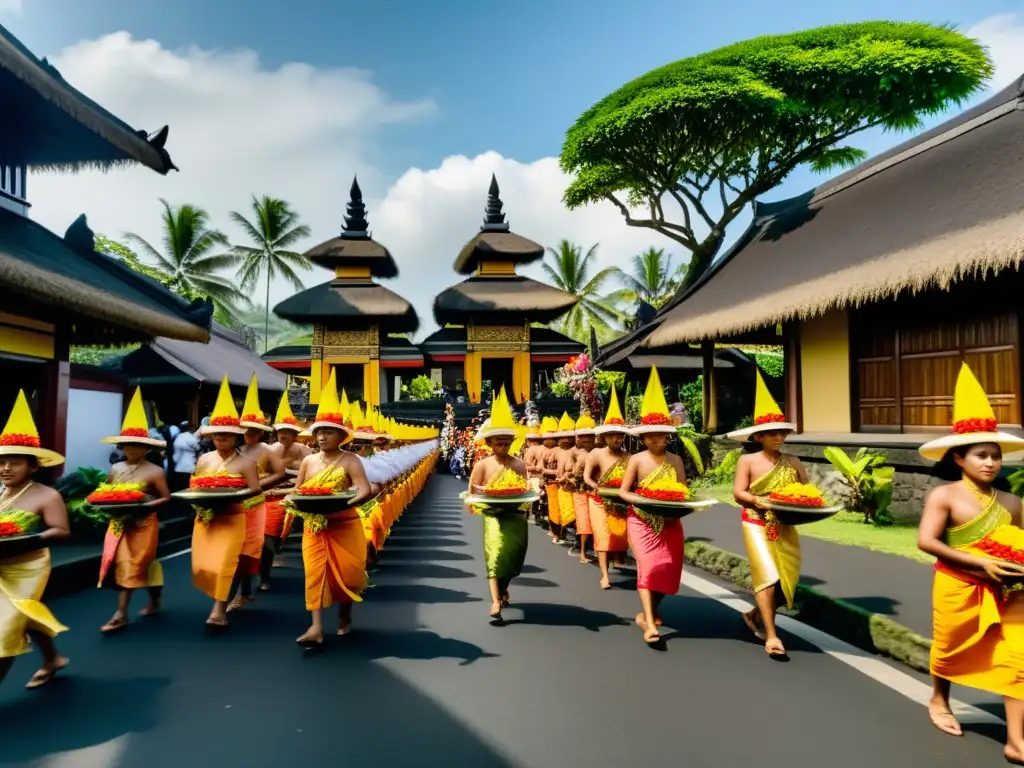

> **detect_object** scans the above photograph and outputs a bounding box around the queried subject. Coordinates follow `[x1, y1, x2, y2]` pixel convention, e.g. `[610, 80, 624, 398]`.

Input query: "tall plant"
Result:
[542, 240, 621, 342]
[823, 446, 895, 524]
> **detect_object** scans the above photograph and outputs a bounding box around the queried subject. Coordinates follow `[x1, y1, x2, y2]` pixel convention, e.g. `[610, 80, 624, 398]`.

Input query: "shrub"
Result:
[680, 376, 703, 431]
[407, 375, 435, 400]
[692, 447, 742, 489]
[594, 369, 625, 395]
[823, 446, 895, 525]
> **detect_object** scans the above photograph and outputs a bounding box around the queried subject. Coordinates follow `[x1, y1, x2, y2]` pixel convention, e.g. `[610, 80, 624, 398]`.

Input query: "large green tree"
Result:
[542, 240, 621, 342]
[123, 200, 248, 326]
[607, 247, 684, 326]
[560, 22, 992, 291]
[230, 196, 312, 352]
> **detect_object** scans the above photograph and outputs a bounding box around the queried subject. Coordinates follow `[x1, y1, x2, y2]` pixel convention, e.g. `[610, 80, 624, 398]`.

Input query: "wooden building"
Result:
[431, 175, 580, 403]
[637, 74, 1024, 446]
[0, 23, 211, 460]
[272, 177, 419, 406]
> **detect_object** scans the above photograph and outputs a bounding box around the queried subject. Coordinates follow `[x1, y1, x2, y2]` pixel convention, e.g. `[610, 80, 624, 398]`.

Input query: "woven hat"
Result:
[0, 390, 64, 467]
[239, 374, 273, 432]
[631, 366, 676, 435]
[273, 391, 302, 433]
[726, 370, 796, 440]
[920, 363, 1024, 461]
[200, 376, 245, 436]
[309, 370, 353, 444]
[101, 387, 165, 447]
[596, 384, 628, 435]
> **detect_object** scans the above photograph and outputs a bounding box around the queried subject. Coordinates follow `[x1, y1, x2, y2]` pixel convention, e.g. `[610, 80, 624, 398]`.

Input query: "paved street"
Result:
[0, 475, 1011, 767]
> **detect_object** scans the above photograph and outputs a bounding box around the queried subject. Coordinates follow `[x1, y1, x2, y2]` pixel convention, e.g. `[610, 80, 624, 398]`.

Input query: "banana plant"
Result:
[823, 446, 895, 524]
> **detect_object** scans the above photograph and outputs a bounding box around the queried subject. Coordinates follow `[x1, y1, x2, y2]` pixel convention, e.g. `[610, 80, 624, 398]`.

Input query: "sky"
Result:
[3, 0, 1024, 340]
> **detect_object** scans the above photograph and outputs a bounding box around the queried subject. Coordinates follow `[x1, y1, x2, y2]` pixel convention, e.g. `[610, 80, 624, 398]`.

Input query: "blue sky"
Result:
[6, 1, 1023, 336]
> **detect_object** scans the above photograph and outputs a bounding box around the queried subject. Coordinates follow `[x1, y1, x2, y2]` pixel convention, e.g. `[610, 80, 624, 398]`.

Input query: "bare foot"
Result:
[489, 601, 502, 619]
[927, 701, 962, 737]
[743, 610, 766, 641]
[643, 626, 661, 644]
[501, 592, 510, 608]
[25, 657, 69, 689]
[272, 556, 285, 568]
[100, 613, 128, 633]
[226, 596, 251, 613]
[138, 602, 160, 618]
[206, 613, 228, 627]
[336, 622, 352, 637]
[296, 628, 323, 645]
[599, 577, 611, 590]
[1005, 747, 1024, 765]
[765, 637, 787, 657]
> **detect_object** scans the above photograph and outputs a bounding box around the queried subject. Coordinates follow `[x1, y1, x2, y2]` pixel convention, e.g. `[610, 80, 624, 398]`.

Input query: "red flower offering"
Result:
[297, 486, 335, 496]
[87, 483, 147, 504]
[484, 487, 529, 497]
[975, 526, 1024, 566]
[604, 478, 623, 489]
[767, 483, 826, 508]
[636, 487, 690, 503]
[0, 521, 22, 537]
[190, 474, 248, 490]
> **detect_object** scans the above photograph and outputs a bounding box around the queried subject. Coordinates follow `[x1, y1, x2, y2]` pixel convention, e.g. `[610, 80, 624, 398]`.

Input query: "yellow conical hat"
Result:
[540, 415, 558, 437]
[633, 366, 675, 434]
[273, 391, 301, 432]
[575, 412, 596, 434]
[920, 362, 1024, 461]
[101, 387, 165, 447]
[556, 412, 576, 438]
[311, 370, 351, 441]
[340, 389, 351, 426]
[725, 368, 796, 441]
[597, 384, 627, 434]
[0, 390, 64, 467]
[240, 374, 272, 431]
[481, 387, 516, 438]
[201, 375, 244, 435]
[353, 401, 379, 440]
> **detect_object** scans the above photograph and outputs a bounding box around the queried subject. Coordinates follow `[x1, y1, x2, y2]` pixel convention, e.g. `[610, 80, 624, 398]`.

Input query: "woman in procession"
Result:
[584, 384, 630, 590]
[916, 364, 1024, 763]
[540, 417, 562, 543]
[96, 387, 171, 632]
[728, 371, 806, 658]
[553, 413, 578, 542]
[0, 392, 70, 689]
[618, 367, 687, 645]
[570, 414, 596, 563]
[262, 392, 310, 585]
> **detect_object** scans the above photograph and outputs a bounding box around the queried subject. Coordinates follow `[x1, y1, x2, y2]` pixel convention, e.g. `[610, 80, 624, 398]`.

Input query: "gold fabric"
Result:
[742, 461, 802, 609]
[0, 549, 67, 658]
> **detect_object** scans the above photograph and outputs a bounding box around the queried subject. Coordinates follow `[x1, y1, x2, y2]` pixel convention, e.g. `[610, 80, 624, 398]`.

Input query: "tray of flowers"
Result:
[86, 482, 155, 516]
[463, 469, 539, 510]
[631, 478, 716, 518]
[285, 465, 357, 512]
[970, 525, 1024, 591]
[0, 510, 45, 558]
[172, 474, 259, 504]
[762, 483, 842, 525]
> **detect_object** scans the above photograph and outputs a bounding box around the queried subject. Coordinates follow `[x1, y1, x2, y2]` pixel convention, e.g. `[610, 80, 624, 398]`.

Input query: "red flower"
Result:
[604, 478, 623, 488]
[119, 428, 149, 438]
[0, 521, 24, 537]
[210, 416, 240, 427]
[87, 490, 146, 503]
[241, 413, 267, 424]
[279, 417, 298, 425]
[297, 486, 335, 496]
[953, 417, 998, 434]
[636, 487, 690, 502]
[0, 433, 40, 447]
[640, 413, 673, 426]
[318, 413, 345, 425]
[754, 413, 787, 426]
[484, 487, 528, 497]
[768, 493, 825, 508]
[976, 537, 1024, 565]
[190, 475, 248, 489]
[604, 418, 625, 425]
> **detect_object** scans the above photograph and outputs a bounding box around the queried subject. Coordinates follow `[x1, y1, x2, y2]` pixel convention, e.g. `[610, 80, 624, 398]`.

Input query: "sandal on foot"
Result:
[138, 605, 160, 618]
[100, 616, 129, 633]
[296, 633, 323, 646]
[25, 660, 69, 689]
[743, 612, 766, 641]
[765, 637, 788, 657]
[928, 705, 962, 737]
[643, 627, 661, 645]
[205, 616, 228, 628]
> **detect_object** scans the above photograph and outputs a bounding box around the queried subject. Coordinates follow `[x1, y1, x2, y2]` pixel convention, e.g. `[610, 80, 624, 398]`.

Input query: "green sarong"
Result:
[481, 509, 529, 581]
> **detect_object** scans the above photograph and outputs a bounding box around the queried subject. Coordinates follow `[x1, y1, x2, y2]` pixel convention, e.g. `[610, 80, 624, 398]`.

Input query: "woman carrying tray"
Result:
[293, 371, 372, 646]
[538, 417, 559, 536]
[466, 389, 531, 621]
[522, 424, 544, 524]
[619, 367, 687, 645]
[728, 371, 804, 658]
[95, 387, 171, 632]
[584, 384, 630, 590]
[553, 413, 578, 543]
[570, 414, 597, 563]
[916, 363, 1024, 759]
[263, 392, 310, 581]
[188, 376, 263, 628]
[0, 391, 70, 689]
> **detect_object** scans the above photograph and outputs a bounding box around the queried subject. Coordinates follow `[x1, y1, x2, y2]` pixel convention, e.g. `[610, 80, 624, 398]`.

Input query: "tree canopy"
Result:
[560, 22, 992, 289]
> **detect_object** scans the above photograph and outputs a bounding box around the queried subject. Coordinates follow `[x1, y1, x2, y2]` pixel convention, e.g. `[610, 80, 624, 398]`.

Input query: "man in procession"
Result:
[569, 413, 596, 563]
[584, 385, 630, 590]
[262, 392, 310, 586]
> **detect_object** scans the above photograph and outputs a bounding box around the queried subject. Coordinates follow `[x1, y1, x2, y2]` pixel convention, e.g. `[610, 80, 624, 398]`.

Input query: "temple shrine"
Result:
[271, 177, 420, 407]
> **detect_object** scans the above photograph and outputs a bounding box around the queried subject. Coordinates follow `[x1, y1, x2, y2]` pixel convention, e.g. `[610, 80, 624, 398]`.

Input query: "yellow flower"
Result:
[487, 468, 528, 492]
[774, 483, 822, 499]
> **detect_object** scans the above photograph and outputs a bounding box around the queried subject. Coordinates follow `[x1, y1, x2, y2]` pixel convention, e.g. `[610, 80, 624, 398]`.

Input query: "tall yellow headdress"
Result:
[101, 387, 165, 447]
[596, 383, 627, 435]
[555, 412, 576, 439]
[310, 369, 351, 441]
[725, 369, 796, 441]
[575, 412, 596, 435]
[632, 366, 675, 435]
[920, 363, 1024, 461]
[273, 391, 301, 433]
[239, 374, 272, 432]
[540, 415, 558, 438]
[0, 390, 64, 467]
[201, 375, 244, 436]
[480, 387, 516, 439]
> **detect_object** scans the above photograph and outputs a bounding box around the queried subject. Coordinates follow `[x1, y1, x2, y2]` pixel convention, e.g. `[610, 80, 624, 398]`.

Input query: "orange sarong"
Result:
[264, 498, 287, 538]
[98, 513, 163, 589]
[191, 506, 246, 601]
[239, 501, 266, 576]
[573, 492, 592, 535]
[302, 510, 368, 611]
[588, 496, 628, 552]
[546, 483, 561, 525]
[558, 488, 576, 527]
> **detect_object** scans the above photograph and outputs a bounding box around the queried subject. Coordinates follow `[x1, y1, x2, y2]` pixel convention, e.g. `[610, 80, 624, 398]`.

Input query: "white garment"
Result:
[172, 431, 200, 473]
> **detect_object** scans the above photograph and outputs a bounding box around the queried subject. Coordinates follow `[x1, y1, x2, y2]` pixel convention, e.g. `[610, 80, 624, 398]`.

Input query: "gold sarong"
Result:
[0, 549, 67, 658]
[741, 461, 802, 609]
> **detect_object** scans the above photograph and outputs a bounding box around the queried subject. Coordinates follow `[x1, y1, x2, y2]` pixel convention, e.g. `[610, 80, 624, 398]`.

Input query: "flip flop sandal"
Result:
[25, 660, 69, 689]
[743, 612, 766, 641]
[928, 708, 963, 737]
[100, 616, 129, 633]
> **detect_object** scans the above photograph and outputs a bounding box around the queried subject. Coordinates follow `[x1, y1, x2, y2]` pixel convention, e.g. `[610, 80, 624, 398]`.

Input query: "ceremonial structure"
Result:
[0, 24, 211, 460]
[270, 177, 420, 408]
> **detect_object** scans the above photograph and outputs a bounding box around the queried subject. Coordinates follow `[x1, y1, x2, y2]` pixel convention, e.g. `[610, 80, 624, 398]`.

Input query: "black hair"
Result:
[933, 443, 1011, 490]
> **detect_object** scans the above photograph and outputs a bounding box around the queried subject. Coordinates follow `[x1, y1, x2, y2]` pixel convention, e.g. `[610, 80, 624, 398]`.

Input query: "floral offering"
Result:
[297, 465, 349, 495]
[484, 468, 529, 497]
[87, 482, 147, 504]
[768, 483, 826, 508]
[974, 525, 1024, 566]
[636, 473, 691, 502]
[190, 473, 248, 490]
[0, 510, 40, 538]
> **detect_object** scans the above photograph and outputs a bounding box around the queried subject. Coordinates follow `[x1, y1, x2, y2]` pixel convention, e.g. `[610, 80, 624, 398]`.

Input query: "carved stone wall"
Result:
[312, 324, 379, 359]
[467, 323, 530, 353]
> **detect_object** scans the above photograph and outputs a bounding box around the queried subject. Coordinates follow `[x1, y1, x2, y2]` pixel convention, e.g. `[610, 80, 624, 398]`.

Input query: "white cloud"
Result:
[27, 32, 674, 340]
[0, 0, 22, 17]
[968, 13, 1024, 92]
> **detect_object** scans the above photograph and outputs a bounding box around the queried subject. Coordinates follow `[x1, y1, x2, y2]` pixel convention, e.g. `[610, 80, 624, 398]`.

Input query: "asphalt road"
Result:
[0, 475, 1011, 768]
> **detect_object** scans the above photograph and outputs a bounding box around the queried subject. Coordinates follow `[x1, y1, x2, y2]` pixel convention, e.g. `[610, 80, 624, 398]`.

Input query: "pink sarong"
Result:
[572, 492, 592, 535]
[626, 509, 683, 595]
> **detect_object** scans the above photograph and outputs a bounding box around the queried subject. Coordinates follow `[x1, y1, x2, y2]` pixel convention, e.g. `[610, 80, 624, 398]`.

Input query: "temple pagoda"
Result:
[424, 175, 581, 404]
[272, 177, 419, 407]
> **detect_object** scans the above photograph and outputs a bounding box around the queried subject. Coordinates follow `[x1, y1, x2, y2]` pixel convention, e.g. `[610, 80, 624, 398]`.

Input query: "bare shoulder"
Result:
[782, 453, 805, 469]
[300, 454, 320, 470]
[925, 483, 952, 505]
[35, 484, 63, 504]
[508, 456, 528, 475]
[997, 489, 1022, 514]
[735, 452, 754, 468]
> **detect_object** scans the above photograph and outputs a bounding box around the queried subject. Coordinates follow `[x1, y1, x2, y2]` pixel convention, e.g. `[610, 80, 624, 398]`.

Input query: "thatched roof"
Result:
[273, 279, 419, 333]
[0, 24, 175, 173]
[452, 175, 544, 274]
[646, 74, 1024, 348]
[303, 177, 399, 277]
[0, 209, 211, 342]
[433, 276, 577, 326]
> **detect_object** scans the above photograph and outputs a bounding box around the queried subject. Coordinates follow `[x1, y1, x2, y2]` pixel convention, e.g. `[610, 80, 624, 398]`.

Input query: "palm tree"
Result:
[541, 240, 622, 342]
[607, 248, 686, 327]
[124, 200, 248, 326]
[230, 196, 312, 352]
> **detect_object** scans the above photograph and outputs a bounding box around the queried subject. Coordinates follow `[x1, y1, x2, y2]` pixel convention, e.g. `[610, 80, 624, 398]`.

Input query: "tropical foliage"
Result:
[560, 22, 992, 289]
[542, 240, 621, 342]
[823, 446, 895, 525]
[607, 247, 685, 323]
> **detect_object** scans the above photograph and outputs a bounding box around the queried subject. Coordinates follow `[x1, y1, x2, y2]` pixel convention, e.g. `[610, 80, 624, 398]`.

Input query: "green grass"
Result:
[697, 484, 933, 564]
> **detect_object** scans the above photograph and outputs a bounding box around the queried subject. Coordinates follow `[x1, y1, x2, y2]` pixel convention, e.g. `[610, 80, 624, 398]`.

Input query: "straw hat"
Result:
[272, 391, 302, 433]
[239, 374, 273, 432]
[552, 412, 576, 439]
[309, 370, 353, 444]
[539, 415, 559, 439]
[0, 390, 65, 467]
[596, 383, 628, 435]
[351, 401, 380, 441]
[479, 388, 516, 439]
[575, 412, 597, 436]
[631, 366, 676, 435]
[199, 376, 245, 436]
[100, 387, 165, 447]
[919, 363, 1024, 461]
[726, 370, 796, 441]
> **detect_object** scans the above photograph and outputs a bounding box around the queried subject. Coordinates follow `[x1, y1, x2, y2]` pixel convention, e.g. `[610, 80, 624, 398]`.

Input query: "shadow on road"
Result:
[369, 584, 484, 605]
[500, 603, 630, 632]
[382, 548, 474, 562]
[377, 562, 477, 580]
[385, 537, 469, 548]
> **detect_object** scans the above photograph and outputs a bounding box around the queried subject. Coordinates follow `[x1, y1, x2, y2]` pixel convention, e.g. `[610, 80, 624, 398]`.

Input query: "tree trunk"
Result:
[264, 266, 271, 354]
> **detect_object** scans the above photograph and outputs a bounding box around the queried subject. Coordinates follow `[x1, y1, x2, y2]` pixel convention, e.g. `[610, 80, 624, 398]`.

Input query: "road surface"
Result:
[0, 475, 1010, 767]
